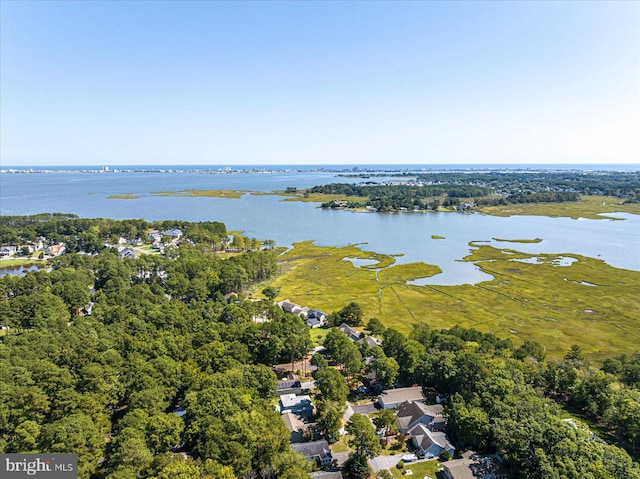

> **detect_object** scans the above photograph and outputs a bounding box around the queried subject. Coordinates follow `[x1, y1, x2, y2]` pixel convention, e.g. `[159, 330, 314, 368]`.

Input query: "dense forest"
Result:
[312, 170, 639, 211]
[0, 216, 639, 478]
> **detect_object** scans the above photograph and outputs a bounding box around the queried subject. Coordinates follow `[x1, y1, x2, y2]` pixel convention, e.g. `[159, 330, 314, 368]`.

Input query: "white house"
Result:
[306, 309, 327, 328]
[279, 393, 314, 417]
[408, 423, 455, 459]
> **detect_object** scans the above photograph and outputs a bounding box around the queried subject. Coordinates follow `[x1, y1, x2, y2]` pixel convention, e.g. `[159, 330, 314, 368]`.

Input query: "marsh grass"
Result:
[480, 195, 640, 220]
[280, 191, 370, 203]
[273, 242, 640, 361]
[107, 194, 138, 200]
[492, 237, 542, 243]
[149, 189, 250, 198]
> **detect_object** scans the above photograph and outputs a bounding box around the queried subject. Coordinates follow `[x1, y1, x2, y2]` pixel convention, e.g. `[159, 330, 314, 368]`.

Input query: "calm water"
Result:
[1, 169, 639, 285]
[0, 264, 44, 278]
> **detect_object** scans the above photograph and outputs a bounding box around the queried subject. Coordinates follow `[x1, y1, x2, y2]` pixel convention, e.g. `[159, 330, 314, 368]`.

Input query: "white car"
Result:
[402, 454, 418, 462]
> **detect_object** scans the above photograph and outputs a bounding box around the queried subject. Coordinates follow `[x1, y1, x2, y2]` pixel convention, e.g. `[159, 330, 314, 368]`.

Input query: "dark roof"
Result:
[277, 380, 302, 390]
[338, 323, 363, 341]
[307, 317, 323, 327]
[379, 386, 424, 406]
[310, 472, 343, 479]
[291, 440, 331, 459]
[396, 401, 444, 430]
[443, 452, 507, 479]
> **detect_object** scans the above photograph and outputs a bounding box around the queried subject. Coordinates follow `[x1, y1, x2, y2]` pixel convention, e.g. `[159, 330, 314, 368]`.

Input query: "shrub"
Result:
[396, 461, 404, 469]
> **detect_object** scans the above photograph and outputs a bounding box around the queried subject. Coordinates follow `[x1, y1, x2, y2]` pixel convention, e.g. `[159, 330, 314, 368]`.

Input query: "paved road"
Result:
[369, 454, 403, 472]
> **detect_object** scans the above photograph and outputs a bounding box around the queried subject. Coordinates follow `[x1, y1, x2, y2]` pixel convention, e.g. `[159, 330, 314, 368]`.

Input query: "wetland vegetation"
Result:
[272, 241, 640, 361]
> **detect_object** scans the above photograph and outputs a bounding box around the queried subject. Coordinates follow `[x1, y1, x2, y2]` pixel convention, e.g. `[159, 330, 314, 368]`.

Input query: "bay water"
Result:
[1, 169, 638, 285]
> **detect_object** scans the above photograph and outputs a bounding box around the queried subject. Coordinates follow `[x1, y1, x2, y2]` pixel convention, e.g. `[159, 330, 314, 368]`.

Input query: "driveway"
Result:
[369, 453, 403, 472]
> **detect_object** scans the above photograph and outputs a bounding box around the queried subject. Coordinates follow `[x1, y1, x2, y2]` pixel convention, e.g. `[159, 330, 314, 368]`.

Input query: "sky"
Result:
[1, 1, 639, 167]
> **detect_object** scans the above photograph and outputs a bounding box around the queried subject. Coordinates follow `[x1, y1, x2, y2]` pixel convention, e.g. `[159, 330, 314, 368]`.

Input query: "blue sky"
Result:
[1, 1, 638, 166]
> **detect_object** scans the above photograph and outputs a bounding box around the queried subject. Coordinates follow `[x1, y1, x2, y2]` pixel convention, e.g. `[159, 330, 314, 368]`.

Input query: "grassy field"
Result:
[479, 195, 640, 220]
[0, 257, 49, 267]
[390, 459, 442, 479]
[149, 189, 251, 198]
[271, 241, 640, 361]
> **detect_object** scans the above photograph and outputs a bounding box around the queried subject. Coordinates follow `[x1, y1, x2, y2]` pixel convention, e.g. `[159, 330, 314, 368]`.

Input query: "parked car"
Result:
[402, 454, 418, 462]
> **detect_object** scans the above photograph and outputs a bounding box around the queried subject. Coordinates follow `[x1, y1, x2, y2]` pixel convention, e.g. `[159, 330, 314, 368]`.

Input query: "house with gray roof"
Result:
[292, 440, 332, 467]
[358, 335, 382, 348]
[281, 411, 309, 443]
[338, 323, 364, 342]
[310, 472, 343, 479]
[378, 386, 424, 409]
[277, 300, 305, 316]
[279, 393, 314, 417]
[442, 451, 508, 479]
[396, 400, 445, 433]
[408, 423, 454, 459]
[306, 309, 327, 328]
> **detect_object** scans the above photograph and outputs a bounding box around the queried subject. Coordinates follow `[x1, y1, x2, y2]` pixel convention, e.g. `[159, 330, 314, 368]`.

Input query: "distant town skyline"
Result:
[1, 1, 638, 167]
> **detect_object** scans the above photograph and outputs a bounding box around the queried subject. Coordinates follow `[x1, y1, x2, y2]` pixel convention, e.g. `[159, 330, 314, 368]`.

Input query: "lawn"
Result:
[271, 241, 640, 361]
[330, 434, 353, 454]
[0, 257, 49, 267]
[389, 459, 442, 479]
[310, 327, 330, 347]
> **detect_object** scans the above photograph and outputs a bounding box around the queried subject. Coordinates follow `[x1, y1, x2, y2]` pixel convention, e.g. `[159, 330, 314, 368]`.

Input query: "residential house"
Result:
[0, 245, 17, 257]
[277, 300, 305, 316]
[338, 323, 364, 342]
[148, 230, 162, 243]
[281, 411, 309, 443]
[306, 309, 327, 328]
[358, 335, 382, 348]
[160, 228, 183, 238]
[291, 440, 332, 468]
[279, 393, 314, 417]
[396, 401, 445, 433]
[34, 238, 46, 250]
[46, 244, 65, 256]
[275, 376, 303, 397]
[408, 423, 455, 459]
[378, 386, 425, 409]
[310, 472, 343, 479]
[118, 247, 137, 259]
[442, 451, 508, 479]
